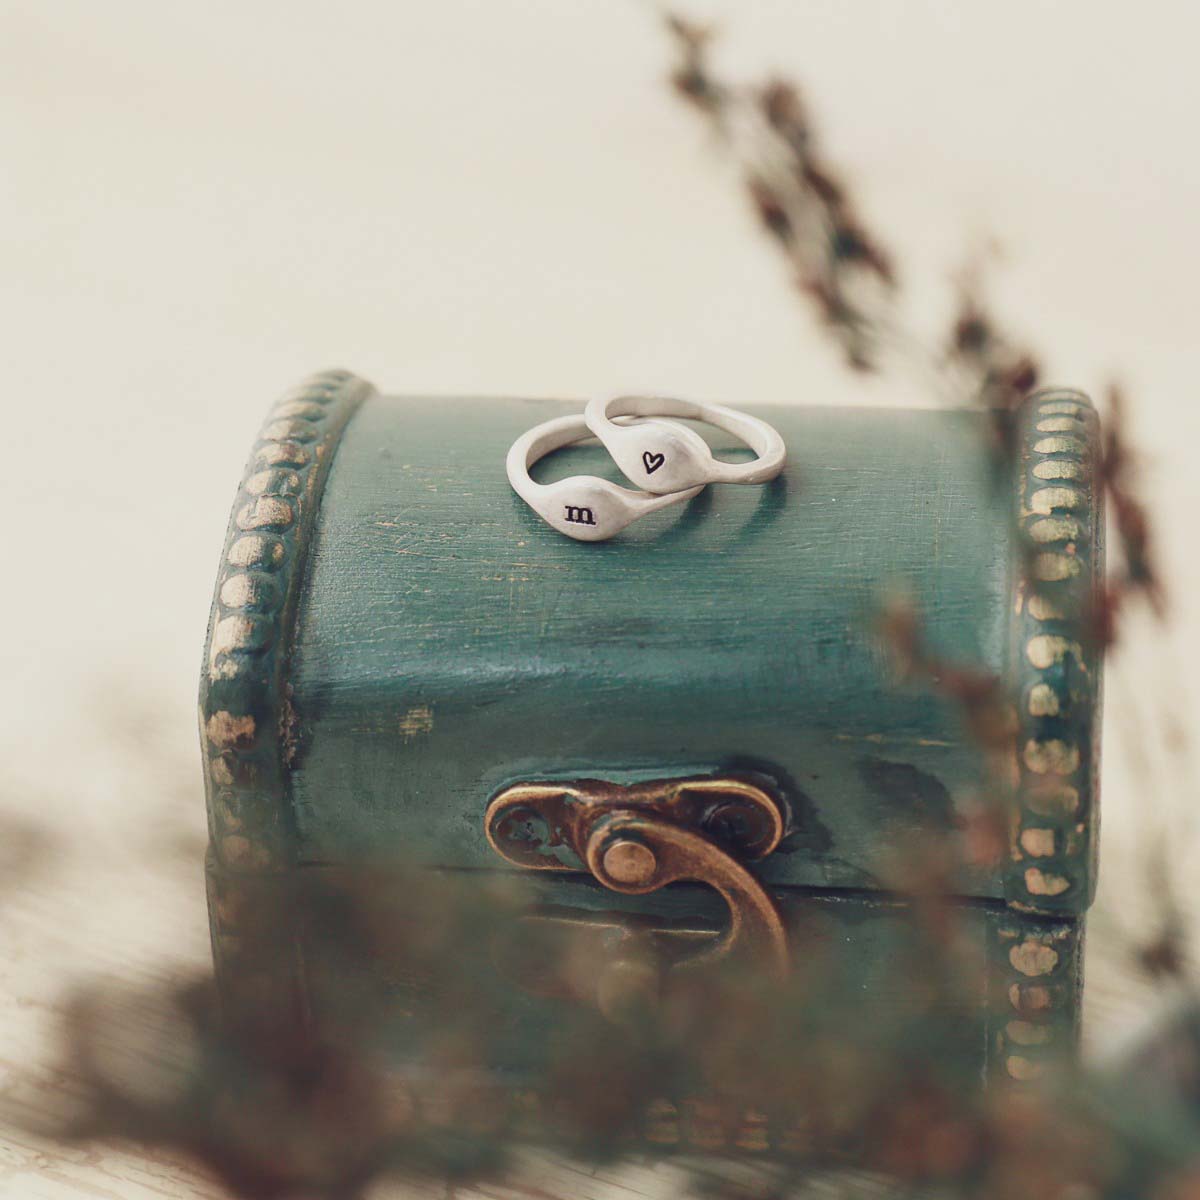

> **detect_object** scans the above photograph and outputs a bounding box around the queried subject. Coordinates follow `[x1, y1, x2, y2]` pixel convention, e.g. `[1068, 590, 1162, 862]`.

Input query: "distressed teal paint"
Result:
[289, 398, 1014, 896]
[1006, 391, 1104, 913]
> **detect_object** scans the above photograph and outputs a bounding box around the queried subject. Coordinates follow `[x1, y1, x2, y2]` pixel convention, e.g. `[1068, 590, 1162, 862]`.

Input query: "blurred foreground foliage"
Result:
[663, 12, 1162, 648]
[7, 848, 1196, 1200]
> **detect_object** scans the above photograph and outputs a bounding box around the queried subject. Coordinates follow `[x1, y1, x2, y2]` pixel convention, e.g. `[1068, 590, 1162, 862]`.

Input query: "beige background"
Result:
[2, 2, 1199, 1196]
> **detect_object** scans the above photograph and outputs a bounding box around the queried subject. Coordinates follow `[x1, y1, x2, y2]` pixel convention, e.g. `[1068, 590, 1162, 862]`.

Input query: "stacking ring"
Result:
[507, 414, 703, 542]
[584, 395, 786, 495]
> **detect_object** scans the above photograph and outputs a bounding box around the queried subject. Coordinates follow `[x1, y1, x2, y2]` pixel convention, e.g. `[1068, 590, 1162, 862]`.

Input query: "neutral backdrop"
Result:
[2, 2, 1199, 1197]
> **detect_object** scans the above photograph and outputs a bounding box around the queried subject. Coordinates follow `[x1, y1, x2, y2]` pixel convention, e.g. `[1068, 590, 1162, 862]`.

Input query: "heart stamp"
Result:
[642, 451, 665, 475]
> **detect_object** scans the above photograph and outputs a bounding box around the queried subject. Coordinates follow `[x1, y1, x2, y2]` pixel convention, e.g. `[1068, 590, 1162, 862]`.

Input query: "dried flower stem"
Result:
[663, 11, 1164, 638]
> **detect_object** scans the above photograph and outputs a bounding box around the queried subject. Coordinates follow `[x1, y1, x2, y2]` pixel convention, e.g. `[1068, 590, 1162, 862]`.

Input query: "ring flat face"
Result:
[602, 417, 716, 494]
[534, 477, 635, 541]
[585, 395, 786, 494]
[506, 416, 703, 542]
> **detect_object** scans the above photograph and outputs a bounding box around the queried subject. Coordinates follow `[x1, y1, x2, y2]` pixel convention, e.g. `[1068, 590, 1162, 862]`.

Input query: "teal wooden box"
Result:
[201, 370, 1102, 1094]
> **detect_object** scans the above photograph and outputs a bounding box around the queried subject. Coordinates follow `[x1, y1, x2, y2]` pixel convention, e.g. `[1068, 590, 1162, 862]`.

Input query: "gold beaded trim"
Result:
[1008, 388, 1102, 915]
[200, 369, 373, 875]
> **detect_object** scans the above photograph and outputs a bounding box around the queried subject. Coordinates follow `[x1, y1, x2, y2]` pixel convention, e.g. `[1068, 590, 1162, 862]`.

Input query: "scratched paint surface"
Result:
[288, 398, 1014, 896]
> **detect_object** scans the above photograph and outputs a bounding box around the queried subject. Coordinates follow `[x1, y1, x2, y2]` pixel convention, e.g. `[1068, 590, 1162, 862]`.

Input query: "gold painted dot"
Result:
[1031, 487, 1082, 514]
[1006, 1020, 1052, 1046]
[1026, 635, 1080, 669]
[219, 573, 275, 611]
[1029, 516, 1081, 543]
[1025, 867, 1071, 896]
[1011, 940, 1059, 976]
[1032, 436, 1089, 453]
[733, 1109, 770, 1152]
[1025, 784, 1080, 818]
[1027, 593, 1067, 621]
[206, 711, 256, 750]
[646, 1100, 680, 1146]
[1009, 983, 1053, 1013]
[245, 468, 303, 496]
[262, 419, 318, 443]
[216, 794, 243, 831]
[1019, 827, 1056, 858]
[1028, 683, 1060, 717]
[210, 757, 235, 787]
[1006, 1055, 1043, 1081]
[210, 614, 270, 658]
[256, 441, 312, 468]
[236, 497, 296, 532]
[1033, 455, 1084, 477]
[1023, 738, 1080, 776]
[1037, 417, 1085, 433]
[1033, 552, 1081, 581]
[228, 535, 285, 569]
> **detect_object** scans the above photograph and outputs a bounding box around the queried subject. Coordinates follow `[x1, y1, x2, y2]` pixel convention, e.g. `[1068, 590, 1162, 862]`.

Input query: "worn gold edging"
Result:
[990, 389, 1100, 1080]
[1007, 387, 1103, 917]
[200, 369, 373, 882]
[990, 915, 1084, 1083]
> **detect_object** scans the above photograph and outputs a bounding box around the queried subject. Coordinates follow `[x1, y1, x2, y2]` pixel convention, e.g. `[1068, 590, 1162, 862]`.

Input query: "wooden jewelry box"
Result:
[201, 370, 1102, 1108]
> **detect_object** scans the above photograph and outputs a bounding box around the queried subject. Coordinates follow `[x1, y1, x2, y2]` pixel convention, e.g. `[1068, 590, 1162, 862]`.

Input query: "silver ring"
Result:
[507, 414, 703, 542]
[583, 394, 786, 494]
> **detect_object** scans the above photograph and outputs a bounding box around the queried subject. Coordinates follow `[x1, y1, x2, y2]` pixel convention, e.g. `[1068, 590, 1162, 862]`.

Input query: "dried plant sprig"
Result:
[663, 12, 1163, 650]
[666, 16, 897, 370]
[1092, 383, 1166, 646]
[664, 14, 1032, 405]
[876, 594, 1013, 879]
[944, 254, 1042, 464]
[17, 853, 1199, 1200]
[667, 15, 725, 116]
[877, 593, 1013, 758]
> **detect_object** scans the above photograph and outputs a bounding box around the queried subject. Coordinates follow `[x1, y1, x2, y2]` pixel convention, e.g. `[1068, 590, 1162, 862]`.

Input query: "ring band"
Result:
[583, 395, 786, 494]
[507, 414, 703, 542]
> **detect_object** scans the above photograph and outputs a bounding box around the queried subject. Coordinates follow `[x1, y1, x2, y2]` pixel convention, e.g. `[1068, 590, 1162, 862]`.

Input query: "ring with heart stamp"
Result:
[585, 395, 786, 495]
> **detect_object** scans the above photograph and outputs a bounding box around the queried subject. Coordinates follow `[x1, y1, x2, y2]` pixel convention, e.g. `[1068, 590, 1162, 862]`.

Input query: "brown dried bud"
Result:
[801, 162, 845, 208]
[748, 176, 792, 242]
[831, 221, 896, 285]
[952, 309, 991, 356]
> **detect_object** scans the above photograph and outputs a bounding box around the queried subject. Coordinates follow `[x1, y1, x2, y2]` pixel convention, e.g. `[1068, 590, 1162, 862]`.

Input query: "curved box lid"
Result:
[200, 372, 1102, 916]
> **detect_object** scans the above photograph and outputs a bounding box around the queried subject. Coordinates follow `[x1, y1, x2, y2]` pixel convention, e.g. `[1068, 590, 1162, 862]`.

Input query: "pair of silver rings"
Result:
[507, 396, 786, 542]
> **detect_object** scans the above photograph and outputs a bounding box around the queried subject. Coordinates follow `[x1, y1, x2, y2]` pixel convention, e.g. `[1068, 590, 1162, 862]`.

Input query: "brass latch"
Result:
[485, 774, 789, 1008]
